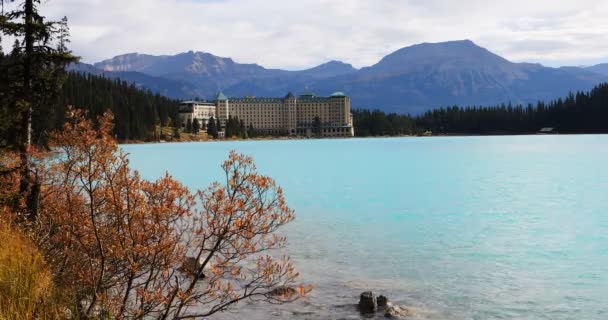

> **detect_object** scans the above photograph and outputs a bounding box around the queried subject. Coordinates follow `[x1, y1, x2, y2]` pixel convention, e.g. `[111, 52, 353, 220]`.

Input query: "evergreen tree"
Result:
[1, 3, 77, 148]
[57, 16, 70, 53]
[225, 116, 232, 137]
[247, 124, 256, 138]
[225, 115, 246, 138]
[312, 116, 322, 137]
[1, 0, 78, 219]
[225, 115, 237, 138]
[239, 119, 247, 138]
[192, 118, 200, 134]
[186, 119, 192, 133]
[207, 116, 218, 139]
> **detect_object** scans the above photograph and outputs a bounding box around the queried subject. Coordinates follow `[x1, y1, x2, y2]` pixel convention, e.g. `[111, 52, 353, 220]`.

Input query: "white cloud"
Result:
[4, 0, 608, 69]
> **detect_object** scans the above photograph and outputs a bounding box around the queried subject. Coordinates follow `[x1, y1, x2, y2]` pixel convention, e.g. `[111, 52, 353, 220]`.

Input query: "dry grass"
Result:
[155, 126, 213, 142]
[0, 224, 67, 320]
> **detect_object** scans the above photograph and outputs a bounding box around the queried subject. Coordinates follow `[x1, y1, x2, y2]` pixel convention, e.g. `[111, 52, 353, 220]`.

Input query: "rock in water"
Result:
[179, 257, 205, 278]
[377, 295, 389, 308]
[358, 291, 377, 314]
[269, 286, 297, 298]
[384, 304, 412, 318]
[180, 257, 199, 273]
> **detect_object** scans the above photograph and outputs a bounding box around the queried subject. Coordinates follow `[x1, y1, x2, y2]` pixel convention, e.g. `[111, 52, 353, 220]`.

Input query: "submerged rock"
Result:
[384, 304, 412, 318]
[358, 291, 377, 314]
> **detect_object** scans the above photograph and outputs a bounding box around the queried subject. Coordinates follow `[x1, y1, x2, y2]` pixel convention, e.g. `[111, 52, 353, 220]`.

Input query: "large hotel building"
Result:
[178, 92, 355, 137]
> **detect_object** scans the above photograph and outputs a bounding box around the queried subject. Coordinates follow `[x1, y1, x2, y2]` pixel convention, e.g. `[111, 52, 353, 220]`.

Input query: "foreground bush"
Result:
[15, 109, 310, 319]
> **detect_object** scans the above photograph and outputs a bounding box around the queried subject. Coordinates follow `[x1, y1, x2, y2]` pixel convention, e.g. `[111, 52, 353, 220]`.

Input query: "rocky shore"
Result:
[358, 291, 413, 318]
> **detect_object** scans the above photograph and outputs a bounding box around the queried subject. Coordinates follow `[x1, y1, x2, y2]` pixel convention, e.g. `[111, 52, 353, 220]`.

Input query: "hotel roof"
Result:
[206, 92, 348, 101]
[180, 100, 215, 105]
[215, 92, 228, 101]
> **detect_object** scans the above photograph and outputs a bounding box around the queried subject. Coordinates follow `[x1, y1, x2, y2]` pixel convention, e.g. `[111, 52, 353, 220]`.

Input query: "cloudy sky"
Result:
[6, 0, 608, 69]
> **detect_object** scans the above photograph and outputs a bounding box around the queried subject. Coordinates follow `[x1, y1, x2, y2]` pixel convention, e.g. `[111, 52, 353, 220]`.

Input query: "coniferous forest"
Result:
[1, 61, 179, 145]
[354, 83, 608, 136]
[57, 72, 179, 141]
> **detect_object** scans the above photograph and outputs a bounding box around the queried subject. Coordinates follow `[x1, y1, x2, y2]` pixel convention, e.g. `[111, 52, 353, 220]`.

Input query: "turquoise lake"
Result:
[122, 136, 608, 320]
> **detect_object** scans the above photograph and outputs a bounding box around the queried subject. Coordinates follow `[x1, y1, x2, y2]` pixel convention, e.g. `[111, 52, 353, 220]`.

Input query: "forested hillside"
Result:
[2, 43, 179, 146]
[354, 83, 608, 136]
[56, 72, 179, 140]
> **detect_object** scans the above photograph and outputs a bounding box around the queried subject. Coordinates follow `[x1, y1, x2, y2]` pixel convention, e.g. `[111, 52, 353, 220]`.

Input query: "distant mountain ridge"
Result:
[586, 63, 608, 76]
[68, 62, 201, 98]
[76, 40, 608, 114]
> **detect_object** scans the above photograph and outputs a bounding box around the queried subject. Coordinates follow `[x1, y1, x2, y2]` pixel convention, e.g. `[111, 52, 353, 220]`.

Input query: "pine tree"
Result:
[247, 124, 256, 138]
[313, 116, 322, 137]
[1, 0, 78, 219]
[192, 118, 200, 134]
[186, 118, 192, 133]
[239, 119, 247, 138]
[207, 116, 218, 139]
[225, 116, 234, 138]
[57, 16, 69, 53]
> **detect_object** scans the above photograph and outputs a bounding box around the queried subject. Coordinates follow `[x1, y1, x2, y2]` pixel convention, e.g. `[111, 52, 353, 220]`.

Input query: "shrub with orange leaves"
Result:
[31, 108, 310, 319]
[162, 150, 313, 318]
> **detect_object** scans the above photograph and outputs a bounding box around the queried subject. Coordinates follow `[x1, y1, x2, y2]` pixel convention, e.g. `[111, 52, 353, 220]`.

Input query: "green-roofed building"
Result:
[178, 91, 354, 137]
[215, 92, 228, 101]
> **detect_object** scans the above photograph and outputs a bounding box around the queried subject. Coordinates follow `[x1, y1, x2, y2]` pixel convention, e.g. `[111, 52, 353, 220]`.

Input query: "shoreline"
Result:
[119, 132, 608, 145]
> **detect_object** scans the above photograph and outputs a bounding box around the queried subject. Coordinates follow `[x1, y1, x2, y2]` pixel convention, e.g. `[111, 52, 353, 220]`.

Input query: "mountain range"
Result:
[71, 40, 608, 114]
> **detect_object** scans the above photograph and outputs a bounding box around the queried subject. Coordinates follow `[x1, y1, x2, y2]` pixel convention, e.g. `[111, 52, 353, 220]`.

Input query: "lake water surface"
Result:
[122, 136, 608, 320]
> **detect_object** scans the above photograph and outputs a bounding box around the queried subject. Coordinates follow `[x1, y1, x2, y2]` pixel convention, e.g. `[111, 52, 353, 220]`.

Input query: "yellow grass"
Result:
[155, 126, 212, 142]
[0, 224, 66, 320]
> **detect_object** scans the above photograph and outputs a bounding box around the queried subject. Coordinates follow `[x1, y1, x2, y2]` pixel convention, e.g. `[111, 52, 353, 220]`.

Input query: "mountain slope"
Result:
[96, 51, 297, 96]
[360, 40, 522, 78]
[586, 63, 608, 76]
[322, 40, 607, 113]
[68, 63, 203, 98]
[297, 60, 357, 78]
[94, 51, 357, 95]
[88, 40, 608, 113]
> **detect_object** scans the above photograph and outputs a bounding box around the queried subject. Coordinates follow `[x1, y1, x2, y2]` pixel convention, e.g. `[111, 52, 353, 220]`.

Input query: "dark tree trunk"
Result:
[19, 0, 36, 220]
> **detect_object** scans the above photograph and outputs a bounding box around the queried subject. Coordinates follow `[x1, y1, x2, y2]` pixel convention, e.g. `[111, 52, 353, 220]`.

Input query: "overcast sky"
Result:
[5, 0, 608, 69]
